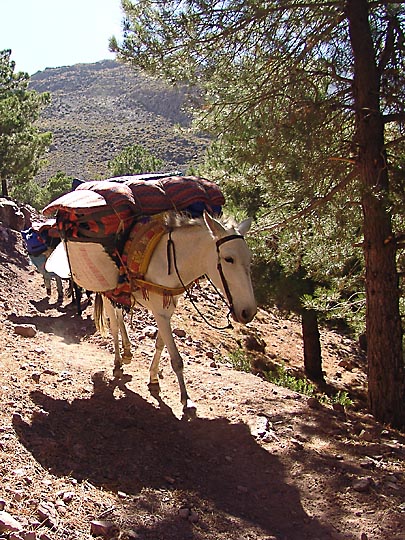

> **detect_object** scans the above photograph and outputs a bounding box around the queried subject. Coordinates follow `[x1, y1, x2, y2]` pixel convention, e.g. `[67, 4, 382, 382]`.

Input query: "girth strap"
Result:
[132, 277, 196, 297]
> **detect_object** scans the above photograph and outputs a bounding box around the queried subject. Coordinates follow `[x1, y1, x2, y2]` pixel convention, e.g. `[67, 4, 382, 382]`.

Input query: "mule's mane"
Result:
[164, 211, 236, 230]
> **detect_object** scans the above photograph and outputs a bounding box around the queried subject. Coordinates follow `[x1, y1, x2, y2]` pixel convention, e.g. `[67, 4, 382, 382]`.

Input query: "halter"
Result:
[215, 234, 245, 316]
[167, 230, 245, 330]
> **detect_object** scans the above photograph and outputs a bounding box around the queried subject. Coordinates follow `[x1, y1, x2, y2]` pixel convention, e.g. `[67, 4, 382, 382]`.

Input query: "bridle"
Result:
[167, 231, 245, 330]
[215, 234, 245, 317]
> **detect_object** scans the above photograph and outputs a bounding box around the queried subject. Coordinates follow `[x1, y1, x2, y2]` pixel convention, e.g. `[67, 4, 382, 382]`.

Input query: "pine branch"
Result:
[383, 113, 405, 124]
[253, 168, 358, 234]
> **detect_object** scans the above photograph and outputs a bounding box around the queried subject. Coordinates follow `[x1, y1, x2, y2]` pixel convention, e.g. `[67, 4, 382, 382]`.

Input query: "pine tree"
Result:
[112, 0, 405, 428]
[0, 49, 51, 198]
[108, 144, 164, 177]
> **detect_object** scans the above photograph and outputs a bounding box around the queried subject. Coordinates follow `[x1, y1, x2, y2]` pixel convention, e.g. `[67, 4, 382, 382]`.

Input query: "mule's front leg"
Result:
[153, 312, 196, 416]
[103, 299, 126, 377]
[147, 332, 164, 402]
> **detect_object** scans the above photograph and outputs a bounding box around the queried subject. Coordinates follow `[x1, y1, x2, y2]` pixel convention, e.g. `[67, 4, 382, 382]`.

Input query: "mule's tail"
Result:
[94, 293, 109, 337]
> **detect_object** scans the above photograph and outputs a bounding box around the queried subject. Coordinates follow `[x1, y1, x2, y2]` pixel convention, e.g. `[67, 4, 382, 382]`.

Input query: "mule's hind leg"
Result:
[116, 307, 132, 364]
[103, 299, 125, 377]
[72, 281, 82, 315]
[149, 332, 164, 386]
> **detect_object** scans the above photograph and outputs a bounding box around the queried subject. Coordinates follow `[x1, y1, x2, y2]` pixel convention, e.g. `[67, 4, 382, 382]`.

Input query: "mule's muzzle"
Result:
[233, 306, 257, 325]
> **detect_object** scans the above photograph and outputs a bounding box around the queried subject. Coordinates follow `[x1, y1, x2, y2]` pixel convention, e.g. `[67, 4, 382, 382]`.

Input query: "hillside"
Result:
[30, 60, 209, 183]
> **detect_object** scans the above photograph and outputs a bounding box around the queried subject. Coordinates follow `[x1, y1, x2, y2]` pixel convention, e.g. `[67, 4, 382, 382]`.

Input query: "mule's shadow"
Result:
[13, 374, 333, 539]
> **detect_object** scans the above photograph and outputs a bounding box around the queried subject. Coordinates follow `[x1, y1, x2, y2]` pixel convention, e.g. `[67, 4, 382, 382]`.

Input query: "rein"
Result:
[167, 231, 245, 331]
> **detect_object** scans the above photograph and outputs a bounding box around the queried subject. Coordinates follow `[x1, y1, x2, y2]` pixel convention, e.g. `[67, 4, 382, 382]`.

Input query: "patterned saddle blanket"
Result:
[104, 215, 170, 307]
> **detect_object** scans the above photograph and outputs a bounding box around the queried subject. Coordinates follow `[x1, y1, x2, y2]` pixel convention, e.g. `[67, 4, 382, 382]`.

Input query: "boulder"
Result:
[0, 199, 25, 231]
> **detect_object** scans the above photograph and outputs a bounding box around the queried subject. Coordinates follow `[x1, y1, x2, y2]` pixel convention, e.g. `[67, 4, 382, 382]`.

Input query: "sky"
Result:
[0, 0, 124, 75]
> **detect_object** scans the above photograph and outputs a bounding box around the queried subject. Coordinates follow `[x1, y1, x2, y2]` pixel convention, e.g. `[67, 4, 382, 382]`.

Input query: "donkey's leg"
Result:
[152, 309, 196, 414]
[73, 282, 82, 315]
[103, 299, 124, 377]
[55, 276, 64, 303]
[116, 307, 132, 364]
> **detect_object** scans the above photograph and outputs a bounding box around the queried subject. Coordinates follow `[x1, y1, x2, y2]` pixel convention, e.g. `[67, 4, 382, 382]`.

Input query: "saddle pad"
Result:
[124, 216, 167, 279]
[66, 241, 120, 291]
[43, 190, 108, 215]
[42, 176, 223, 255]
[75, 180, 137, 208]
[104, 216, 167, 307]
[55, 207, 135, 244]
[123, 175, 224, 216]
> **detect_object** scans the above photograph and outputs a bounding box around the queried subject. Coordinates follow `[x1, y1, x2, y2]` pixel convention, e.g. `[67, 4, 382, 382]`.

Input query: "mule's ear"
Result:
[237, 217, 252, 236]
[203, 210, 226, 238]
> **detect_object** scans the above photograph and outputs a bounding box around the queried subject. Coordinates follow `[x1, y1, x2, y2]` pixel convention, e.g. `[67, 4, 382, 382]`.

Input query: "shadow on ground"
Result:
[13, 374, 337, 540]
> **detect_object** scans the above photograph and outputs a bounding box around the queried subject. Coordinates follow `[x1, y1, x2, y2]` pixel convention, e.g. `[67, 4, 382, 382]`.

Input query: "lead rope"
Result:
[167, 233, 233, 331]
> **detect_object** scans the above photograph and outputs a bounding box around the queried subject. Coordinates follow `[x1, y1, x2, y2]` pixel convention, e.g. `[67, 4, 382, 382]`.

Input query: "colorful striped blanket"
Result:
[43, 174, 224, 247]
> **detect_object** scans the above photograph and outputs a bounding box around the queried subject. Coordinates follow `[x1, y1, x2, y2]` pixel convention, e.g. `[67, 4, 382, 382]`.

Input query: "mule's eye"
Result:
[224, 257, 234, 264]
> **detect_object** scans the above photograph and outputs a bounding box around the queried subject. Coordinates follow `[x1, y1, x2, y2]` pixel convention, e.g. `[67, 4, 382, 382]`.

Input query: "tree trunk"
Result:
[1, 178, 8, 198]
[347, 0, 405, 429]
[302, 309, 324, 381]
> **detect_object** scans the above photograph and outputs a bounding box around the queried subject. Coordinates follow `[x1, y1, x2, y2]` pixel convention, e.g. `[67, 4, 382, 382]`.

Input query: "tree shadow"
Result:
[313, 378, 367, 410]
[13, 374, 334, 540]
[269, 400, 405, 536]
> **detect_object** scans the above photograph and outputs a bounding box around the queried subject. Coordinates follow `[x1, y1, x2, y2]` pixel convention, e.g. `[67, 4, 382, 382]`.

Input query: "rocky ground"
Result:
[0, 227, 404, 540]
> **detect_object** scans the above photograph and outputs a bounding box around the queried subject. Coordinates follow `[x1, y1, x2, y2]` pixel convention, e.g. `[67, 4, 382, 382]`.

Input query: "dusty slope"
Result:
[0, 229, 404, 540]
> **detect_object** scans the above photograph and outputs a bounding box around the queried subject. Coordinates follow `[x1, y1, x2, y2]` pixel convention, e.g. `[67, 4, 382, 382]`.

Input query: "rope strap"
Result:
[131, 277, 197, 298]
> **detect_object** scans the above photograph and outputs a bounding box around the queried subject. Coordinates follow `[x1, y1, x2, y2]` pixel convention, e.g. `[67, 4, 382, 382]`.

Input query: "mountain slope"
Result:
[30, 59, 209, 182]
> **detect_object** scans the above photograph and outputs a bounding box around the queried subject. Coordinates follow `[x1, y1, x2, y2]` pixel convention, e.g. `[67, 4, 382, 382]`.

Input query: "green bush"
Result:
[225, 348, 353, 407]
[10, 171, 73, 211]
[108, 144, 164, 176]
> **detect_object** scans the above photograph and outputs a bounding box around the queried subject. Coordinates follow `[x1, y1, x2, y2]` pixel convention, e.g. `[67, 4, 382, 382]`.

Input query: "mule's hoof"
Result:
[182, 400, 197, 420]
[113, 367, 124, 378]
[148, 381, 160, 397]
[121, 354, 132, 365]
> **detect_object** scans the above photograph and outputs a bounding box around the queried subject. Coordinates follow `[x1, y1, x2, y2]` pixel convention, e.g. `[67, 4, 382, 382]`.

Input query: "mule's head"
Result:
[203, 212, 257, 324]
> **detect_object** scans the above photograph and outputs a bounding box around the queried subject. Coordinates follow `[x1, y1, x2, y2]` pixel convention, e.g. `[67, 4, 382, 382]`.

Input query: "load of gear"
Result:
[39, 173, 225, 308]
